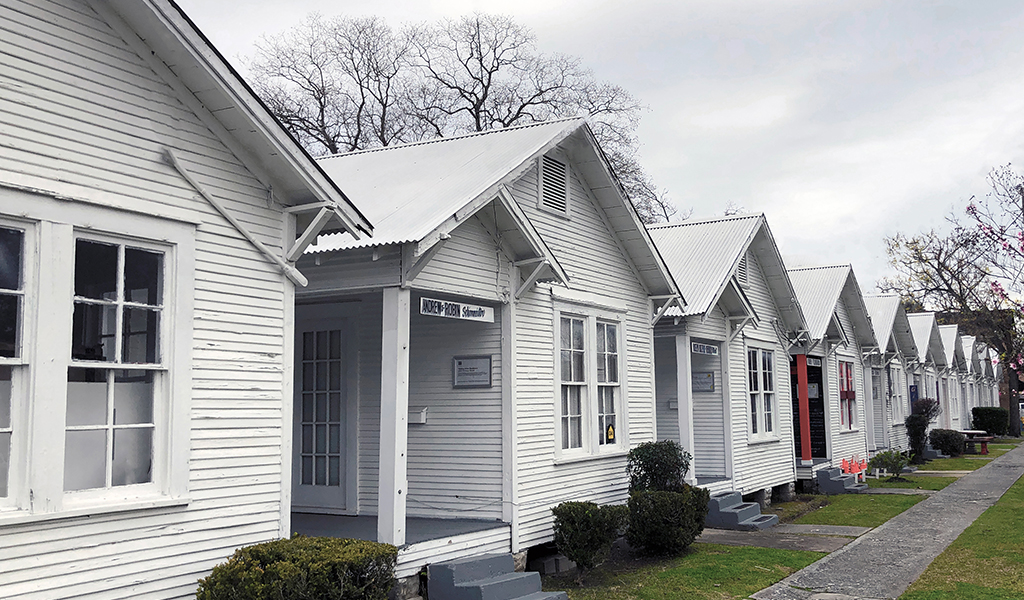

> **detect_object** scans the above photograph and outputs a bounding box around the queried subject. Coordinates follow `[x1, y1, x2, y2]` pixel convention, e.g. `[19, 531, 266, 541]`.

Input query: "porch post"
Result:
[379, 286, 410, 546]
[675, 334, 696, 485]
[796, 354, 812, 463]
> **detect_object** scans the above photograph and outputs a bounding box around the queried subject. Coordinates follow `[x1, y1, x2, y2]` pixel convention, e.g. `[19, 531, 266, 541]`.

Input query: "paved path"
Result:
[751, 443, 1024, 600]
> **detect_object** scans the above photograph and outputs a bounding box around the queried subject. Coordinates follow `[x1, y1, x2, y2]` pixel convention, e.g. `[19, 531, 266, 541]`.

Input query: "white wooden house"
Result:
[647, 214, 806, 498]
[962, 335, 982, 424]
[862, 295, 919, 452]
[907, 313, 947, 414]
[938, 325, 967, 431]
[0, 0, 373, 598]
[289, 119, 679, 577]
[786, 266, 876, 481]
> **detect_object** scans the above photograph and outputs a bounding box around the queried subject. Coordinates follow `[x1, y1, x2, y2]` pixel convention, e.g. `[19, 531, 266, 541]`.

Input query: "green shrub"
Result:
[929, 428, 967, 457]
[869, 449, 910, 477]
[551, 501, 626, 576]
[972, 407, 1009, 436]
[196, 536, 397, 600]
[626, 440, 692, 493]
[905, 413, 930, 462]
[626, 485, 709, 556]
[912, 398, 942, 421]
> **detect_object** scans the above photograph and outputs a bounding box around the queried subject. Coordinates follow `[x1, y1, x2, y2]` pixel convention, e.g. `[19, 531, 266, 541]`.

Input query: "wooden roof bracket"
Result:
[516, 260, 550, 300]
[165, 148, 308, 287]
[650, 294, 681, 326]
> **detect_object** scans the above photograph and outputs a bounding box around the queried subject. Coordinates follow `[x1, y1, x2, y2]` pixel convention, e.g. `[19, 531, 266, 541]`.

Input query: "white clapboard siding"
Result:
[828, 298, 868, 465]
[0, 0, 299, 597]
[411, 215, 512, 303]
[725, 252, 796, 493]
[654, 337, 680, 444]
[406, 299, 504, 519]
[300, 246, 404, 295]
[509, 161, 655, 549]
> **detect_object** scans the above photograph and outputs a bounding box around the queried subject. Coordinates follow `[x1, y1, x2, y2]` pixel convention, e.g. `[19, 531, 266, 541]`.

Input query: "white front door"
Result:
[293, 321, 348, 512]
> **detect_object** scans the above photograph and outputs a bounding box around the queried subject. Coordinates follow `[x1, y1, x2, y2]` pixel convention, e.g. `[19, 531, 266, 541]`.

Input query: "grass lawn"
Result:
[866, 475, 957, 491]
[922, 457, 992, 471]
[792, 493, 925, 528]
[900, 469, 1024, 599]
[543, 543, 825, 600]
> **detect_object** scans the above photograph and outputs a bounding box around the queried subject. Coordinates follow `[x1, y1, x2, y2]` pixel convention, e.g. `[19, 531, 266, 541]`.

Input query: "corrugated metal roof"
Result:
[961, 335, 979, 373]
[648, 213, 806, 331]
[907, 312, 946, 366]
[863, 295, 898, 348]
[938, 324, 964, 368]
[787, 266, 851, 340]
[648, 214, 761, 317]
[309, 119, 581, 252]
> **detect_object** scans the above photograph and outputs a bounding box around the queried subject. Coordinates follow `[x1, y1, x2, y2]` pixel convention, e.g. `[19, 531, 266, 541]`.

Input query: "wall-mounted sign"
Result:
[808, 383, 821, 399]
[691, 342, 719, 356]
[453, 355, 492, 388]
[806, 357, 822, 367]
[692, 371, 715, 392]
[421, 297, 494, 323]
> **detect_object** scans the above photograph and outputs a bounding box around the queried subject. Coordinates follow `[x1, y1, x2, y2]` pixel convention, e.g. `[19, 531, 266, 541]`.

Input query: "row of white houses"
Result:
[0, 1, 1006, 598]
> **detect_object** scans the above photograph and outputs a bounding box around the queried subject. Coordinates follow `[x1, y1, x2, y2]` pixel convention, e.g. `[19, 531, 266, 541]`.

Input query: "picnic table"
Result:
[959, 429, 994, 455]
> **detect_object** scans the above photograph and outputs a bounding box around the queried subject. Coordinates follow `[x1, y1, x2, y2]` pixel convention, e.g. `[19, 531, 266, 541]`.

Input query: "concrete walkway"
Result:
[751, 443, 1024, 600]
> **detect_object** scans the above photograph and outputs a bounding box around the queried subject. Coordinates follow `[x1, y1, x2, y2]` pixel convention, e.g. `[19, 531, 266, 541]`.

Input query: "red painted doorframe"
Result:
[795, 354, 812, 462]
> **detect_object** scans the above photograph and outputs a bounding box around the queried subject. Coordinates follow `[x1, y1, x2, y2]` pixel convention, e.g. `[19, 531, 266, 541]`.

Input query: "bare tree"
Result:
[248, 14, 416, 155]
[247, 12, 679, 222]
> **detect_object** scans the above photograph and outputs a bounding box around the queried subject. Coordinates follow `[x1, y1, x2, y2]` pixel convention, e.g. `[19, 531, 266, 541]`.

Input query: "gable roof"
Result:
[907, 312, 947, 367]
[961, 335, 981, 374]
[648, 213, 806, 332]
[309, 118, 678, 297]
[100, 0, 372, 237]
[863, 295, 919, 358]
[938, 324, 966, 370]
[787, 265, 876, 349]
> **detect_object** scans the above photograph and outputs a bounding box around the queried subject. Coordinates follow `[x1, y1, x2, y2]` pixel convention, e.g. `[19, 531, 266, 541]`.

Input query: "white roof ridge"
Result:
[648, 212, 763, 229]
[317, 117, 584, 162]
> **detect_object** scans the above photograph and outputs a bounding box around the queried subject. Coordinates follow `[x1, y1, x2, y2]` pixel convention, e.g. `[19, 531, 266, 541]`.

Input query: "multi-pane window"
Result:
[558, 313, 623, 453]
[596, 322, 618, 446]
[747, 348, 775, 438]
[65, 239, 163, 492]
[839, 360, 856, 429]
[0, 226, 23, 500]
[560, 316, 585, 450]
[300, 330, 344, 487]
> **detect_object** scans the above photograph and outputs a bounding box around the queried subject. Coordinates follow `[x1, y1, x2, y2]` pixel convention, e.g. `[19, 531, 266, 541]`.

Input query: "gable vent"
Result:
[540, 155, 569, 215]
[737, 253, 749, 286]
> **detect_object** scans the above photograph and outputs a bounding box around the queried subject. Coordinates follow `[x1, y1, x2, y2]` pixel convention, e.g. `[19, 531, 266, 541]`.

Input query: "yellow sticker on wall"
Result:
[606, 424, 615, 442]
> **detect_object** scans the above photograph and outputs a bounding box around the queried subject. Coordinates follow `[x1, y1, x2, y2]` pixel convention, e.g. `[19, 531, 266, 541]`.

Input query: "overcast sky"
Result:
[176, 0, 1024, 290]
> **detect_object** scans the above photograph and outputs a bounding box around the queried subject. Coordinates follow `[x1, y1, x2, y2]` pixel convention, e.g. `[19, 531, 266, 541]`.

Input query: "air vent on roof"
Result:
[737, 253, 749, 286]
[539, 154, 569, 215]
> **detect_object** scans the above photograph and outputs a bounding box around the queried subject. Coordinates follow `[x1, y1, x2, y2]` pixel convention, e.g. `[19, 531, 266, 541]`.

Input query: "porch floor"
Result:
[291, 513, 506, 545]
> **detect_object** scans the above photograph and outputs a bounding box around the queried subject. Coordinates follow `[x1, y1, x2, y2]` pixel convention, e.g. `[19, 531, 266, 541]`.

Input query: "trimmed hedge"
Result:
[626, 440, 692, 493]
[196, 536, 397, 600]
[929, 428, 966, 457]
[972, 407, 1009, 436]
[625, 485, 709, 556]
[551, 501, 626, 574]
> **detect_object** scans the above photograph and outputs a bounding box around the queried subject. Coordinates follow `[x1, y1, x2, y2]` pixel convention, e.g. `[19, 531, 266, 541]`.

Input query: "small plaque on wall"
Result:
[453, 355, 492, 388]
[692, 371, 715, 392]
[808, 383, 821, 399]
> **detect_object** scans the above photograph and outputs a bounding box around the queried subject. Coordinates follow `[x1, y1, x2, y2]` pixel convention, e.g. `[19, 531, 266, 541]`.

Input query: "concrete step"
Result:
[455, 572, 542, 600]
[514, 592, 568, 600]
[709, 491, 743, 511]
[846, 483, 868, 493]
[431, 554, 515, 587]
[737, 513, 779, 530]
[707, 500, 761, 528]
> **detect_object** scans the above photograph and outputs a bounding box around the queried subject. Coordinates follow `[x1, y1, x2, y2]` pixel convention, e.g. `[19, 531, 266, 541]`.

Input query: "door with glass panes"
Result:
[293, 319, 349, 512]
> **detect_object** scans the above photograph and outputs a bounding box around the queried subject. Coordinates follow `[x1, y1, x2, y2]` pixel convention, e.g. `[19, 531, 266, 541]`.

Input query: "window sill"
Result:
[0, 495, 189, 526]
[554, 448, 628, 466]
[839, 428, 860, 434]
[747, 436, 781, 446]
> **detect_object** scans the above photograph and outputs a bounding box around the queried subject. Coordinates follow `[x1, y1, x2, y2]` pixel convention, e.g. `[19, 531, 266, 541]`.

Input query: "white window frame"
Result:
[0, 189, 194, 520]
[746, 344, 777, 441]
[554, 303, 627, 459]
[838, 359, 857, 430]
[891, 363, 905, 423]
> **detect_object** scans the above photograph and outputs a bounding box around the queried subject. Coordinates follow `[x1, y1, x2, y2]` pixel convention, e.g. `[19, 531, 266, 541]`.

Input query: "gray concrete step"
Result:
[737, 513, 779, 530]
[429, 553, 557, 600]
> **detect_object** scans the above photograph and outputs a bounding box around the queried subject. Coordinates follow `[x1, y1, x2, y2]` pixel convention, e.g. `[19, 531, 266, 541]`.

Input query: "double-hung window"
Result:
[747, 347, 775, 439]
[557, 309, 624, 455]
[839, 360, 856, 429]
[0, 190, 193, 518]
